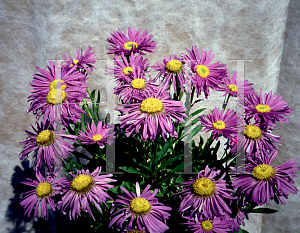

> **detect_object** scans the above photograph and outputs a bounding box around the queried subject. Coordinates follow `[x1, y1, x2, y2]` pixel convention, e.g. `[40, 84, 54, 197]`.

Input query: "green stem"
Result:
[83, 98, 95, 124]
[190, 86, 195, 104]
[222, 94, 230, 110]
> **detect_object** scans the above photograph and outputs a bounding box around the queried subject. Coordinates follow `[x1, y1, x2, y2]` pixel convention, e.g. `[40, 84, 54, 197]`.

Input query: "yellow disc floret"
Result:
[36, 182, 53, 198]
[201, 220, 213, 231]
[166, 60, 183, 73]
[192, 177, 216, 197]
[49, 80, 66, 90]
[131, 79, 146, 89]
[255, 104, 271, 113]
[244, 125, 262, 140]
[140, 98, 163, 114]
[92, 134, 102, 141]
[70, 59, 79, 67]
[123, 67, 133, 75]
[252, 164, 275, 180]
[124, 42, 138, 50]
[212, 120, 226, 130]
[46, 89, 66, 105]
[228, 84, 237, 92]
[130, 197, 151, 215]
[71, 174, 94, 194]
[36, 130, 55, 146]
[196, 65, 210, 78]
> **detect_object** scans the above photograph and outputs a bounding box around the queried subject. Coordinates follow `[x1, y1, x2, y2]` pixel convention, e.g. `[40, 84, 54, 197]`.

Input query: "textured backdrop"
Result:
[1, 0, 299, 232]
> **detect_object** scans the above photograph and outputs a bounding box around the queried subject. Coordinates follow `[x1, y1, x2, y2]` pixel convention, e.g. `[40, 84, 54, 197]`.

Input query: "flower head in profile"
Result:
[108, 182, 172, 233]
[20, 169, 69, 220]
[19, 119, 77, 171]
[181, 45, 227, 99]
[107, 27, 156, 56]
[225, 200, 249, 232]
[229, 150, 300, 206]
[58, 167, 116, 220]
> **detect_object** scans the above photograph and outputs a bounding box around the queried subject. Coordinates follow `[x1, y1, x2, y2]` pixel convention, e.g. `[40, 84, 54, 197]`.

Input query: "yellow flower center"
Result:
[252, 164, 275, 180]
[70, 59, 79, 67]
[140, 98, 163, 114]
[201, 220, 213, 231]
[130, 197, 151, 215]
[166, 60, 183, 73]
[36, 182, 53, 198]
[255, 104, 271, 113]
[228, 84, 237, 92]
[46, 89, 66, 105]
[36, 130, 55, 146]
[131, 79, 146, 89]
[244, 125, 262, 140]
[124, 42, 138, 50]
[192, 177, 216, 197]
[123, 66, 133, 75]
[92, 134, 102, 141]
[212, 120, 226, 130]
[49, 80, 66, 90]
[196, 65, 210, 78]
[71, 174, 94, 194]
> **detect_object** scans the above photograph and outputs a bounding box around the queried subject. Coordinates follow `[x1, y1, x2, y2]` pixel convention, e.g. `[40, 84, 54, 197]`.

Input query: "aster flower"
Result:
[108, 182, 172, 233]
[116, 82, 187, 142]
[58, 166, 116, 220]
[225, 200, 249, 232]
[229, 150, 300, 206]
[62, 46, 98, 74]
[107, 27, 156, 56]
[175, 165, 237, 220]
[19, 119, 77, 171]
[151, 54, 188, 93]
[219, 70, 255, 97]
[27, 61, 89, 127]
[181, 45, 227, 99]
[20, 168, 69, 220]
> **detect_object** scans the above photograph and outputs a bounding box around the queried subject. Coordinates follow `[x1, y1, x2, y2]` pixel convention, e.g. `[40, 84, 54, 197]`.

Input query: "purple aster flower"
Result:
[116, 82, 187, 142]
[151, 54, 189, 93]
[181, 45, 227, 99]
[62, 46, 98, 74]
[19, 119, 77, 171]
[107, 27, 156, 56]
[20, 168, 69, 220]
[198, 107, 243, 141]
[229, 150, 300, 206]
[219, 70, 255, 97]
[58, 166, 116, 220]
[225, 200, 249, 232]
[27, 61, 89, 127]
[175, 165, 237, 219]
[108, 182, 172, 233]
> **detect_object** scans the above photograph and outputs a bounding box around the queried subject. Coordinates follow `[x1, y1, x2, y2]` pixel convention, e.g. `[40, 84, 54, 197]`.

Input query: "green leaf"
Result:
[118, 166, 148, 179]
[154, 138, 174, 164]
[155, 154, 183, 173]
[132, 158, 152, 172]
[184, 125, 203, 145]
[250, 207, 279, 214]
[175, 176, 185, 184]
[184, 108, 206, 124]
[90, 89, 96, 102]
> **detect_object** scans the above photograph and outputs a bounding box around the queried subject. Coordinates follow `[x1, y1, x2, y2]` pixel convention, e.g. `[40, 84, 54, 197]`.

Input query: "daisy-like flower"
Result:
[108, 182, 172, 233]
[242, 88, 293, 125]
[229, 150, 300, 206]
[114, 65, 159, 103]
[219, 70, 255, 97]
[151, 54, 188, 93]
[175, 165, 237, 219]
[19, 119, 77, 171]
[181, 45, 227, 99]
[20, 168, 69, 220]
[198, 107, 243, 141]
[107, 27, 156, 56]
[58, 166, 116, 220]
[27, 61, 88, 127]
[225, 200, 249, 232]
[62, 46, 98, 74]
[116, 82, 187, 142]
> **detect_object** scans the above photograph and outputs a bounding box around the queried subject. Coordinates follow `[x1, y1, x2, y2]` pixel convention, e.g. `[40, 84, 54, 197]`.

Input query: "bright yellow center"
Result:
[130, 197, 151, 215]
[36, 130, 55, 146]
[201, 220, 213, 231]
[92, 134, 102, 141]
[228, 84, 237, 92]
[70, 59, 79, 67]
[252, 164, 275, 180]
[244, 125, 262, 140]
[255, 104, 271, 113]
[71, 174, 94, 194]
[49, 80, 66, 90]
[166, 60, 183, 73]
[192, 177, 216, 197]
[123, 66, 133, 75]
[212, 120, 226, 130]
[46, 89, 66, 105]
[124, 42, 138, 50]
[140, 98, 163, 114]
[36, 182, 53, 198]
[131, 79, 146, 89]
[196, 65, 210, 78]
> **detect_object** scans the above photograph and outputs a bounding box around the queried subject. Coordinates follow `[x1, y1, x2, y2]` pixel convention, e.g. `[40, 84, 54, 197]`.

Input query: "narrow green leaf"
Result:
[90, 89, 96, 102]
[184, 125, 203, 145]
[184, 108, 206, 123]
[155, 139, 174, 164]
[132, 158, 152, 172]
[118, 166, 148, 179]
[155, 154, 183, 173]
[250, 207, 279, 214]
